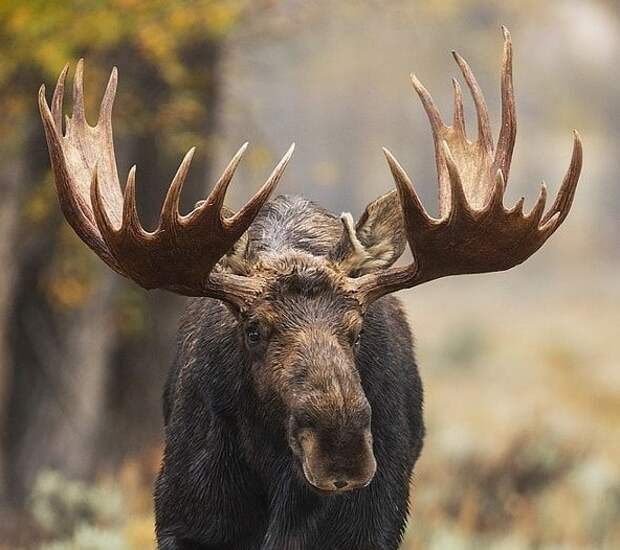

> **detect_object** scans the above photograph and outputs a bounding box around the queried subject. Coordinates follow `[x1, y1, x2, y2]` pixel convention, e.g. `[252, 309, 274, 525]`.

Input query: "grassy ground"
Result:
[401, 258, 620, 549]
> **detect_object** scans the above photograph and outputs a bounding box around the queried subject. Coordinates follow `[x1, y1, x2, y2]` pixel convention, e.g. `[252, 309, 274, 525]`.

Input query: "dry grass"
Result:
[400, 259, 620, 549]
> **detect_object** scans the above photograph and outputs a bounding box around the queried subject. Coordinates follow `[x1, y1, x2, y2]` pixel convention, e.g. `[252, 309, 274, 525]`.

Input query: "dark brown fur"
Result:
[155, 195, 424, 549]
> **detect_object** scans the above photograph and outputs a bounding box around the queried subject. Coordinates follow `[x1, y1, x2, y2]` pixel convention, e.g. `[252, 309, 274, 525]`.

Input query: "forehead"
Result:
[252, 253, 360, 325]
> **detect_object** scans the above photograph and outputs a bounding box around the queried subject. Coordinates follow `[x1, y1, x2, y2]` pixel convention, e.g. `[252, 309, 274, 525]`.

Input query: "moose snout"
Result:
[290, 409, 377, 494]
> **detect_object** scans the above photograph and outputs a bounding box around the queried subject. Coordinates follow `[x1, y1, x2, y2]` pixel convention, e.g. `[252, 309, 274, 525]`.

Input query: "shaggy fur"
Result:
[155, 195, 425, 550]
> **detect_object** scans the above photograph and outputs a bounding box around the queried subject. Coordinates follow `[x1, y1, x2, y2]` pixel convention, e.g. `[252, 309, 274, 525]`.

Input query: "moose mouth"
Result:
[296, 432, 377, 495]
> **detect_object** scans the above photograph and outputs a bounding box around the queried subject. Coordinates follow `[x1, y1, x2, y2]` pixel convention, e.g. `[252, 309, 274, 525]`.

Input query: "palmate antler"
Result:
[39, 28, 582, 311]
[39, 60, 294, 307]
[354, 27, 583, 304]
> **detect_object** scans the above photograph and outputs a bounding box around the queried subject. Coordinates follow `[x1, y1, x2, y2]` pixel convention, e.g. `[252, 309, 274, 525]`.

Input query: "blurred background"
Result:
[0, 0, 618, 548]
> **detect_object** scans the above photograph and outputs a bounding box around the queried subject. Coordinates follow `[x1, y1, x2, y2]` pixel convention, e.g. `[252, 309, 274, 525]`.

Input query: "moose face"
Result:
[240, 254, 376, 493]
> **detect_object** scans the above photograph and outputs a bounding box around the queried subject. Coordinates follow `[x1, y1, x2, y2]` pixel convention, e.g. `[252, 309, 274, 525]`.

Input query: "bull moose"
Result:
[38, 28, 582, 550]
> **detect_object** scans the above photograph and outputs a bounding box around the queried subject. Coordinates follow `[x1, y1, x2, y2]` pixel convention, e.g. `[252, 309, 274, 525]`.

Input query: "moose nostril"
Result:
[333, 479, 348, 490]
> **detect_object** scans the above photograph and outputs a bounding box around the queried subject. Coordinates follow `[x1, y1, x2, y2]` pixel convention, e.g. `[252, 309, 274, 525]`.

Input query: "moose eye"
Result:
[352, 330, 363, 349]
[245, 324, 262, 347]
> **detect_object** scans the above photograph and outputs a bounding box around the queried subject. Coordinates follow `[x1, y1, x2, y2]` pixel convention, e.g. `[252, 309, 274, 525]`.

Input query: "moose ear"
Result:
[330, 190, 406, 276]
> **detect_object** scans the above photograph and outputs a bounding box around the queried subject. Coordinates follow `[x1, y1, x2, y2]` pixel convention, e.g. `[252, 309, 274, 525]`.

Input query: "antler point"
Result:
[283, 142, 296, 159]
[57, 63, 70, 82]
[382, 147, 399, 167]
[409, 73, 421, 89]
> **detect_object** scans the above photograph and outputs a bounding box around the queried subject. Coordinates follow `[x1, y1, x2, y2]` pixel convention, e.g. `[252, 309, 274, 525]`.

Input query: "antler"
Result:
[39, 61, 294, 307]
[353, 27, 582, 305]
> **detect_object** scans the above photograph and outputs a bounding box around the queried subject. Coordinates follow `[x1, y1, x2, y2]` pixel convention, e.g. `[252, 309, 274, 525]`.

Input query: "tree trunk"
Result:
[7, 269, 116, 498]
[4, 107, 118, 500]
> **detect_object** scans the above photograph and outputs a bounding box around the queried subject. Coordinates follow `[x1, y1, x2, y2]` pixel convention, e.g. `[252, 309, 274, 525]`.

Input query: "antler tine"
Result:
[410, 74, 444, 135]
[39, 84, 58, 140]
[228, 143, 295, 229]
[51, 64, 68, 131]
[452, 49, 493, 152]
[524, 182, 548, 226]
[451, 78, 466, 136]
[495, 26, 516, 180]
[487, 169, 506, 211]
[71, 59, 86, 127]
[410, 74, 452, 215]
[508, 196, 525, 216]
[441, 141, 472, 218]
[122, 166, 143, 235]
[160, 147, 196, 231]
[383, 147, 433, 231]
[97, 66, 118, 129]
[194, 142, 248, 220]
[541, 130, 583, 229]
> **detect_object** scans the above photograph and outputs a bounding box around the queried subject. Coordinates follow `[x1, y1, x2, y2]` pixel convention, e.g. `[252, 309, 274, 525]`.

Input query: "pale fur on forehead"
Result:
[256, 250, 352, 289]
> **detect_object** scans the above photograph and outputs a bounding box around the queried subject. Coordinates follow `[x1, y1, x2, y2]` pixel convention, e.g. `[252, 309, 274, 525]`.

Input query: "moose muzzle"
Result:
[295, 421, 376, 493]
